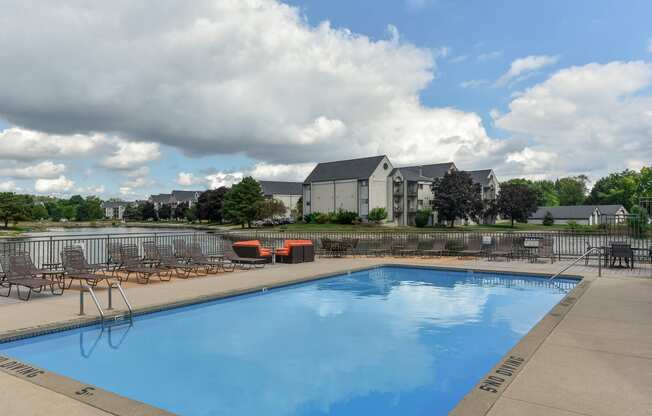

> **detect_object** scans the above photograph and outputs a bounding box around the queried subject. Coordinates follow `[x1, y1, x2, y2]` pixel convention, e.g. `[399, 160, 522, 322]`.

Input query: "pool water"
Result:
[0, 267, 577, 415]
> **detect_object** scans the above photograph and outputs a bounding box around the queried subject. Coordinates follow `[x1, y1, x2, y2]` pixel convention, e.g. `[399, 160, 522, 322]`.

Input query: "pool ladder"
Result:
[549, 247, 602, 280]
[79, 281, 133, 326]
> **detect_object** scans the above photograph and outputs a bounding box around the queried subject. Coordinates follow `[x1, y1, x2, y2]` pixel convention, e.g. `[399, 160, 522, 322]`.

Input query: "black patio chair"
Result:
[610, 243, 634, 269]
[1, 253, 64, 301]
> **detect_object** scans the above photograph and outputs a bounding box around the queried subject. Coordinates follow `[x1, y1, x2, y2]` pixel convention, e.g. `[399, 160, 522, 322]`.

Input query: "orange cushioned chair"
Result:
[232, 240, 273, 262]
[276, 240, 314, 264]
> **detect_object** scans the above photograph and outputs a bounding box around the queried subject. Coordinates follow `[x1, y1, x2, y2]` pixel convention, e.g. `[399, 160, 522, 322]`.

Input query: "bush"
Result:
[414, 209, 431, 228]
[335, 209, 358, 224]
[367, 207, 388, 223]
[566, 220, 579, 229]
[542, 211, 554, 226]
[304, 213, 319, 224]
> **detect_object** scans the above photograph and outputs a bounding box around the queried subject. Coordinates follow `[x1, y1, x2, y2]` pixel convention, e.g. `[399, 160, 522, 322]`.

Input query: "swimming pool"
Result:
[0, 266, 577, 415]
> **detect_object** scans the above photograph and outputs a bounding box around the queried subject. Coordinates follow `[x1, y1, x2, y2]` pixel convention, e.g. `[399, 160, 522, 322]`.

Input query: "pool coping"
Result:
[0, 263, 586, 416]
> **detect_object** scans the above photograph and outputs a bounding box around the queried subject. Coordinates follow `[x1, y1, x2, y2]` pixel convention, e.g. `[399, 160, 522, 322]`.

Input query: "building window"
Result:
[362, 199, 369, 205]
[360, 180, 368, 186]
[418, 184, 423, 190]
[418, 199, 423, 206]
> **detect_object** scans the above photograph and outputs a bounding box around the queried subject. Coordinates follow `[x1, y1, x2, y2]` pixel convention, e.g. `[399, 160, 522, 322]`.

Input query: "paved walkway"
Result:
[1, 257, 651, 415]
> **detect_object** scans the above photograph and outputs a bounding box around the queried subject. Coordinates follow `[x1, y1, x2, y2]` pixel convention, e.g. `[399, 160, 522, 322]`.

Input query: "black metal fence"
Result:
[222, 229, 652, 260]
[0, 231, 227, 269]
[1, 228, 650, 269]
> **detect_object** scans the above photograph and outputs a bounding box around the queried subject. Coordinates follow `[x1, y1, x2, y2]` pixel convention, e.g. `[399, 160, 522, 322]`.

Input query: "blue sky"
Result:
[0, 0, 651, 199]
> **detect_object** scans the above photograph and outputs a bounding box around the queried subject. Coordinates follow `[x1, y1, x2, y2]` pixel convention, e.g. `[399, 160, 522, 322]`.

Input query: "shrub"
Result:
[542, 211, 554, 226]
[304, 213, 319, 224]
[335, 209, 358, 224]
[414, 209, 431, 228]
[367, 207, 388, 223]
[566, 220, 579, 229]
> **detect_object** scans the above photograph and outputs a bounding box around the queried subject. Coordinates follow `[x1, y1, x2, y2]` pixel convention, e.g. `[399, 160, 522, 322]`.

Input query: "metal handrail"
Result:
[80, 283, 105, 322]
[549, 247, 602, 280]
[108, 281, 133, 319]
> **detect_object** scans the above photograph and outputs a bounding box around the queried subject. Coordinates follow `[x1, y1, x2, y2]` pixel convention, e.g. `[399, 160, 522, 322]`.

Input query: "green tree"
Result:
[542, 211, 555, 226]
[223, 177, 264, 228]
[586, 170, 639, 210]
[158, 204, 172, 220]
[197, 187, 229, 223]
[0, 193, 31, 228]
[255, 198, 286, 220]
[141, 202, 157, 221]
[174, 202, 189, 220]
[31, 203, 49, 220]
[414, 209, 431, 227]
[532, 180, 560, 206]
[123, 204, 142, 221]
[76, 196, 103, 221]
[294, 196, 303, 221]
[555, 176, 588, 205]
[496, 183, 539, 227]
[185, 205, 198, 222]
[368, 207, 388, 223]
[432, 171, 483, 227]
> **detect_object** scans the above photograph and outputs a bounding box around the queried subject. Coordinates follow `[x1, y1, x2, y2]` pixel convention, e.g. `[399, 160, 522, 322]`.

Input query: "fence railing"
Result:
[0, 231, 227, 269]
[1, 229, 650, 269]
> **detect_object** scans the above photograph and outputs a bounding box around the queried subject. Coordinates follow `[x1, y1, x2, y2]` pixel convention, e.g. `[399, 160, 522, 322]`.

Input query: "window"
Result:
[418, 199, 423, 206]
[418, 184, 423, 190]
[383, 163, 389, 170]
[362, 199, 369, 205]
[360, 180, 368, 186]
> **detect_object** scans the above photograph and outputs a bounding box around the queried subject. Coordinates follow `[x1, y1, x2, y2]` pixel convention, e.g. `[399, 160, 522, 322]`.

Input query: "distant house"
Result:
[101, 200, 130, 220]
[149, 190, 203, 211]
[302, 155, 394, 219]
[259, 181, 303, 217]
[529, 205, 628, 226]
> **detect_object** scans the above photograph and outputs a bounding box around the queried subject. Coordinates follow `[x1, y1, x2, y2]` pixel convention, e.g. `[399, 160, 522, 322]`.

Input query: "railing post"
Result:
[107, 284, 113, 310]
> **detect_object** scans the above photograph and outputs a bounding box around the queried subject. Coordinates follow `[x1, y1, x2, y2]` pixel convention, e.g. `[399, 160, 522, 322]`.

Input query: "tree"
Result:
[586, 170, 639, 210]
[294, 196, 303, 221]
[532, 180, 560, 206]
[368, 207, 388, 223]
[223, 177, 264, 228]
[555, 176, 588, 205]
[197, 187, 229, 223]
[255, 198, 286, 220]
[0, 193, 31, 228]
[542, 211, 555, 226]
[141, 202, 157, 221]
[185, 205, 198, 222]
[31, 203, 49, 220]
[158, 204, 172, 220]
[174, 202, 189, 220]
[123, 204, 142, 221]
[496, 183, 539, 227]
[414, 209, 431, 227]
[76, 196, 103, 221]
[432, 171, 483, 227]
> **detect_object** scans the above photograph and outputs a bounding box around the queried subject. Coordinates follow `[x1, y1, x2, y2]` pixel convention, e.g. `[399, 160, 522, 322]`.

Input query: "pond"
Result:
[22, 227, 199, 238]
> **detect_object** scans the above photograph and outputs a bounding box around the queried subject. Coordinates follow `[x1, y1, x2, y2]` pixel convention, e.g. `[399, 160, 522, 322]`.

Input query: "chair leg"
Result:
[16, 286, 32, 301]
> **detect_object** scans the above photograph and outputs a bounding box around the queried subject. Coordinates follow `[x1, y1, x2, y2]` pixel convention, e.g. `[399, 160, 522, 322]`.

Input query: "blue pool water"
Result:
[0, 267, 576, 415]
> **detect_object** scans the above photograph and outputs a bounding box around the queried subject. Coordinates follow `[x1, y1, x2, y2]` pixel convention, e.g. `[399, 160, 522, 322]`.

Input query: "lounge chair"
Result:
[173, 239, 191, 262]
[1, 253, 64, 301]
[156, 244, 201, 278]
[459, 236, 483, 258]
[121, 244, 165, 284]
[107, 242, 125, 277]
[61, 247, 113, 289]
[490, 236, 514, 261]
[532, 237, 555, 264]
[398, 238, 419, 257]
[224, 244, 267, 269]
[185, 243, 234, 273]
[276, 240, 315, 264]
[422, 238, 446, 257]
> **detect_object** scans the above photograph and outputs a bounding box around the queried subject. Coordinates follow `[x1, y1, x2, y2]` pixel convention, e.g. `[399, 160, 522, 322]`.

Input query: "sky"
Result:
[0, 0, 651, 200]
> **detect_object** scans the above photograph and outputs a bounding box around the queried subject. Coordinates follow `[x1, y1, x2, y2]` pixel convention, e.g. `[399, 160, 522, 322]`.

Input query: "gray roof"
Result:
[149, 194, 171, 203]
[171, 190, 201, 202]
[101, 201, 129, 209]
[529, 205, 626, 220]
[466, 169, 494, 187]
[391, 167, 432, 182]
[303, 155, 387, 183]
[259, 181, 303, 196]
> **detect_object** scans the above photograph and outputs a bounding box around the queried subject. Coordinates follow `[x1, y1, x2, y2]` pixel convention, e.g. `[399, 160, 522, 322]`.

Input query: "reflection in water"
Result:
[0, 267, 575, 416]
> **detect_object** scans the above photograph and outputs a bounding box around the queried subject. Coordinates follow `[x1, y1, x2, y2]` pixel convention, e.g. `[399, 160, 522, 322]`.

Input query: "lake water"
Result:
[22, 227, 198, 238]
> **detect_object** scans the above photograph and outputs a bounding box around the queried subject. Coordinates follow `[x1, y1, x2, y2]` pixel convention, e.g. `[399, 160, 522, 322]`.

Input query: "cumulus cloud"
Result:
[496, 61, 652, 177]
[34, 175, 75, 193]
[101, 141, 161, 170]
[0, 181, 20, 192]
[178, 162, 315, 190]
[75, 185, 106, 195]
[176, 172, 207, 187]
[0, 0, 503, 168]
[0, 127, 103, 161]
[0, 161, 66, 179]
[496, 55, 560, 86]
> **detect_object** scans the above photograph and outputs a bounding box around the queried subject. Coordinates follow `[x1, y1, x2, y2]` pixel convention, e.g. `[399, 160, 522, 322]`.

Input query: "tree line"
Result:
[0, 193, 104, 228]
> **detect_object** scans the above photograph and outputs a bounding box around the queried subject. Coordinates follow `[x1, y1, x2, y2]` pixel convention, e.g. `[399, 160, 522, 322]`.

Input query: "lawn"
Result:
[265, 221, 583, 233]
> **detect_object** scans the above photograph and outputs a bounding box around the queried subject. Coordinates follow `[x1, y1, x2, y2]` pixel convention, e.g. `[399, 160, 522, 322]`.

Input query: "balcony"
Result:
[393, 188, 403, 197]
[393, 205, 403, 213]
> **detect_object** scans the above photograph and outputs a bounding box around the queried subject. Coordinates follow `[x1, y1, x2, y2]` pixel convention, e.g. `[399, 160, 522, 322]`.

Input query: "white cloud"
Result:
[122, 177, 155, 189]
[34, 175, 75, 193]
[125, 166, 150, 178]
[0, 161, 66, 179]
[0, 127, 103, 161]
[75, 185, 106, 195]
[496, 61, 652, 177]
[496, 55, 560, 86]
[459, 79, 488, 88]
[506, 148, 558, 174]
[477, 51, 503, 61]
[176, 172, 207, 187]
[0, 0, 503, 168]
[0, 181, 20, 192]
[101, 141, 161, 170]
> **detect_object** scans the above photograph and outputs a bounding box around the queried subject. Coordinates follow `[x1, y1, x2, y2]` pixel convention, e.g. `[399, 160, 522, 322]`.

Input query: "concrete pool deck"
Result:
[1, 257, 651, 416]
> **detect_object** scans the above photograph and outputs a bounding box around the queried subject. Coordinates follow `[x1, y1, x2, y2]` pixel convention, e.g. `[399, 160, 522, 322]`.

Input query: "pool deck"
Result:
[1, 257, 651, 416]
